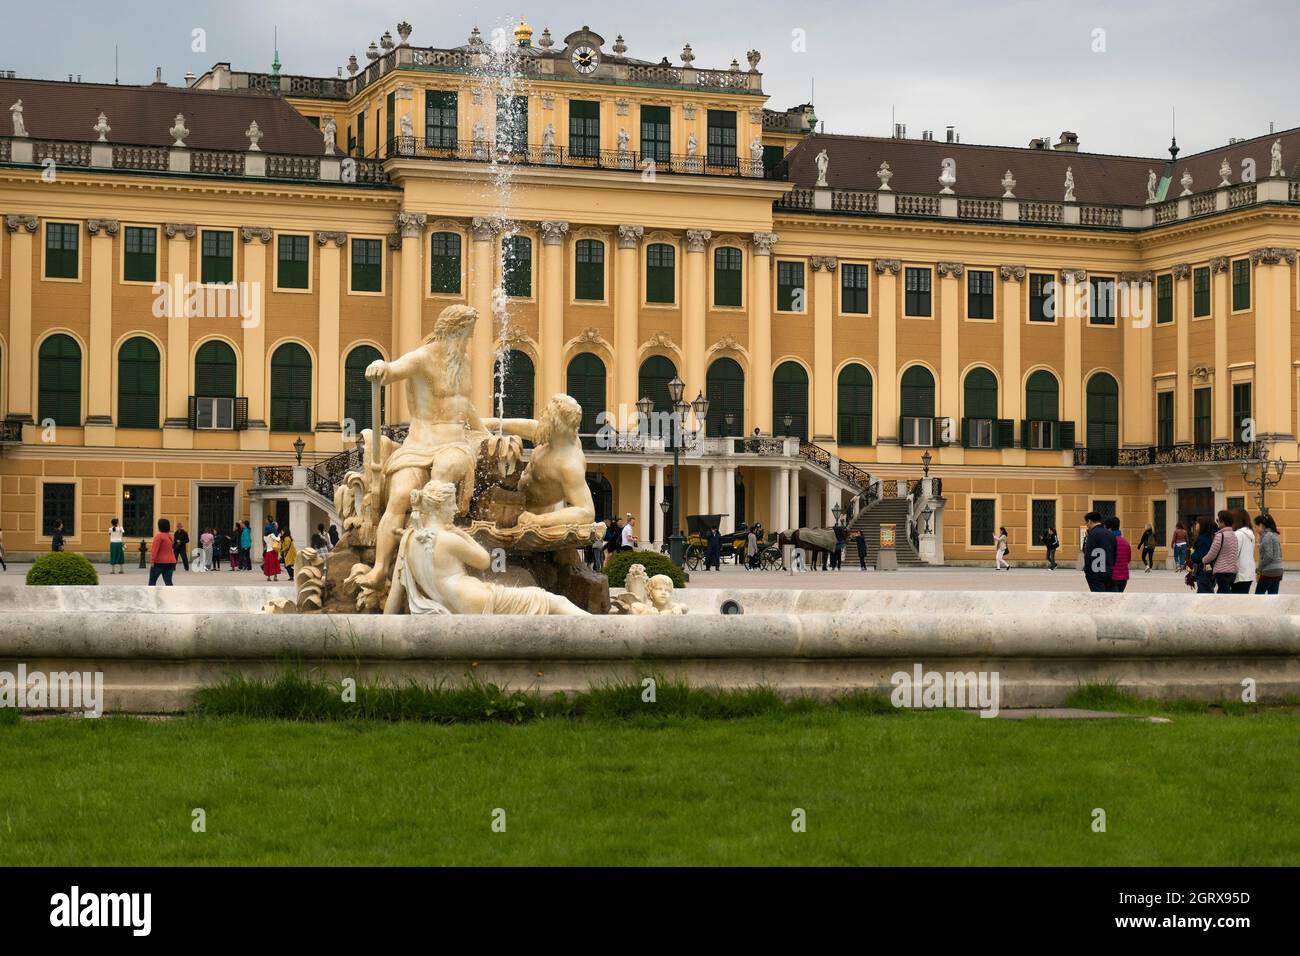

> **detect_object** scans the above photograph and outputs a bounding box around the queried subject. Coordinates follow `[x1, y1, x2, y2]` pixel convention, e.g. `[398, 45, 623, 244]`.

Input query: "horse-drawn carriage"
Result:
[673, 514, 752, 570]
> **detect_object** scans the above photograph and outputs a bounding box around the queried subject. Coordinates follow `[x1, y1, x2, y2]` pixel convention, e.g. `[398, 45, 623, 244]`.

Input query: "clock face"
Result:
[571, 46, 599, 74]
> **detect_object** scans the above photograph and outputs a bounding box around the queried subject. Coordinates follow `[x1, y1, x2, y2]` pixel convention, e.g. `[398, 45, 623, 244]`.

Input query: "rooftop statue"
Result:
[10, 99, 26, 138]
[1270, 138, 1283, 178]
[815, 148, 829, 187]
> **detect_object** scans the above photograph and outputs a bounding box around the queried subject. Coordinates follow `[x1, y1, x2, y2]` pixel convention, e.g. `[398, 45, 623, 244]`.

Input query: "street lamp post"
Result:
[1241, 444, 1287, 514]
[293, 436, 305, 466]
[921, 449, 932, 479]
[831, 502, 843, 527]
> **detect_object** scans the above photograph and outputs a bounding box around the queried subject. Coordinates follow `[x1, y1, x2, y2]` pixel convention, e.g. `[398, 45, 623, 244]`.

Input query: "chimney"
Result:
[945, 125, 955, 143]
[183, 71, 196, 86]
[153, 66, 165, 85]
[1054, 130, 1079, 152]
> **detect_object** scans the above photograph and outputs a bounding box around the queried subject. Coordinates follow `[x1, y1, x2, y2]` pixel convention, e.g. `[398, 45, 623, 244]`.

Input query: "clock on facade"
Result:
[571, 45, 599, 74]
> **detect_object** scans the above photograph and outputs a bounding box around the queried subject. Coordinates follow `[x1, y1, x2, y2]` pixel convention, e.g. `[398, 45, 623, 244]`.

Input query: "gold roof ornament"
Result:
[514, 19, 534, 47]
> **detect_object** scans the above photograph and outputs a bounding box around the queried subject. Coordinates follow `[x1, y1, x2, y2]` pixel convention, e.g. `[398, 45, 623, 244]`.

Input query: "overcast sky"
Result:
[5, 0, 1296, 157]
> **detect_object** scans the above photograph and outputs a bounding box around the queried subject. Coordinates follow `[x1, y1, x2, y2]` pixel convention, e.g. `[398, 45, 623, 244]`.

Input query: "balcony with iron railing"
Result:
[1073, 441, 1262, 468]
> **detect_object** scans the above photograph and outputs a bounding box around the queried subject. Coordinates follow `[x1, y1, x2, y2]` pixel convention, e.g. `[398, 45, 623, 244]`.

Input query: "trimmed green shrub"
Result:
[603, 549, 685, 589]
[26, 551, 99, 586]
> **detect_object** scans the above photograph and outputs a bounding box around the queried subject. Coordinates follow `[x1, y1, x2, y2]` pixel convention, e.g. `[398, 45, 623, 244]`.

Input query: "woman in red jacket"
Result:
[149, 518, 177, 587]
[1105, 515, 1131, 592]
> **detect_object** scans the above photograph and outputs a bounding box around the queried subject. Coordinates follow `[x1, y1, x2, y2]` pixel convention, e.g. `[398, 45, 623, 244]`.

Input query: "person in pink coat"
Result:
[1106, 516, 1131, 592]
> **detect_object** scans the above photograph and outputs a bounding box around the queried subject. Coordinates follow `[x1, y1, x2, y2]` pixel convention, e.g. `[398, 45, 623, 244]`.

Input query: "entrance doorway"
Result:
[1177, 487, 1214, 533]
[198, 485, 235, 534]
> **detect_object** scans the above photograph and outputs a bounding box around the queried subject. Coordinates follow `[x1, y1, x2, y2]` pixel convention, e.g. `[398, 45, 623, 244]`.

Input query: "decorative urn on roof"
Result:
[396, 22, 413, 45]
[169, 113, 189, 147]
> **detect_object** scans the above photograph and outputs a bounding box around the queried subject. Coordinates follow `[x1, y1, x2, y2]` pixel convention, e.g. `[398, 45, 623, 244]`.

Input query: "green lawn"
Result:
[2, 707, 1298, 865]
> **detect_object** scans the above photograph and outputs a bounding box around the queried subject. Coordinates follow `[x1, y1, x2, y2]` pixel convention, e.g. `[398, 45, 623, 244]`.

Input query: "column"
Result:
[875, 259, 901, 462]
[789, 467, 800, 530]
[936, 263, 963, 456]
[1210, 256, 1230, 441]
[724, 465, 736, 534]
[315, 231, 347, 451]
[162, 222, 196, 448]
[810, 256, 837, 442]
[824, 482, 835, 526]
[469, 216, 500, 419]
[684, 230, 711, 427]
[615, 225, 644, 421]
[1173, 263, 1191, 444]
[1121, 269, 1154, 445]
[750, 232, 778, 432]
[1062, 270, 1085, 433]
[4, 216, 37, 424]
[639, 463, 650, 549]
[84, 219, 117, 444]
[653, 463, 665, 548]
[239, 226, 271, 451]
[396, 212, 427, 424]
[778, 467, 791, 531]
[249, 499, 265, 560]
[1251, 247, 1297, 441]
[697, 464, 711, 514]
[539, 221, 569, 400]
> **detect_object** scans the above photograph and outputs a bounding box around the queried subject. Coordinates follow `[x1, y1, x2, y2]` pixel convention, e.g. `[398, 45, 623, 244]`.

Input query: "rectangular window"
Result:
[1193, 387, 1211, 446]
[43, 483, 76, 536]
[276, 234, 310, 289]
[123, 226, 157, 282]
[965, 418, 994, 448]
[901, 416, 934, 448]
[200, 230, 234, 284]
[1157, 391, 1174, 450]
[969, 499, 995, 547]
[1232, 382, 1252, 444]
[575, 239, 604, 301]
[45, 222, 79, 279]
[121, 485, 155, 539]
[350, 238, 382, 293]
[1232, 258, 1250, 310]
[1029, 420, 1056, 450]
[1153, 500, 1167, 546]
[706, 110, 736, 167]
[1089, 276, 1116, 325]
[841, 264, 869, 314]
[430, 232, 461, 294]
[1227, 496, 1245, 513]
[502, 235, 532, 298]
[194, 396, 235, 431]
[425, 90, 458, 149]
[1029, 273, 1054, 322]
[1156, 273, 1173, 324]
[1092, 500, 1117, 521]
[967, 269, 994, 319]
[645, 244, 675, 304]
[640, 105, 670, 162]
[1193, 266, 1210, 316]
[496, 95, 528, 153]
[356, 110, 365, 157]
[904, 267, 932, 317]
[1031, 499, 1056, 547]
[714, 247, 742, 307]
[777, 261, 805, 312]
[762, 144, 785, 174]
[568, 100, 600, 159]
[385, 91, 395, 151]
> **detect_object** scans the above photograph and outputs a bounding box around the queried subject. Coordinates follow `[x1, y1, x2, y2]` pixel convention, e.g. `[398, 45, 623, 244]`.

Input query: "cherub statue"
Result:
[644, 574, 687, 615]
[482, 394, 595, 529]
[612, 563, 650, 614]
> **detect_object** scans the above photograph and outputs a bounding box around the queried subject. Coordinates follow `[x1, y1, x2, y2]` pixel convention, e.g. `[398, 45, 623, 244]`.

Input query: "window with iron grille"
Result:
[201, 230, 234, 284]
[429, 232, 461, 293]
[1031, 499, 1056, 547]
[270, 343, 312, 432]
[1089, 276, 1116, 325]
[575, 239, 604, 300]
[495, 95, 528, 153]
[425, 91, 458, 148]
[1231, 258, 1250, 310]
[904, 267, 931, 317]
[45, 222, 79, 279]
[1029, 273, 1054, 322]
[43, 483, 76, 537]
[1193, 266, 1210, 316]
[123, 226, 157, 282]
[640, 105, 670, 162]
[121, 485, 154, 538]
[645, 243, 675, 304]
[1157, 391, 1174, 450]
[1156, 273, 1173, 324]
[502, 235, 532, 297]
[841, 263, 868, 314]
[351, 238, 382, 292]
[1233, 382, 1252, 443]
[1193, 387, 1211, 446]
[1092, 500, 1116, 521]
[777, 261, 805, 312]
[1227, 495, 1245, 513]
[277, 234, 309, 289]
[967, 269, 994, 319]
[713, 247, 742, 306]
[706, 110, 736, 166]
[568, 100, 600, 158]
[117, 336, 160, 429]
[970, 499, 995, 546]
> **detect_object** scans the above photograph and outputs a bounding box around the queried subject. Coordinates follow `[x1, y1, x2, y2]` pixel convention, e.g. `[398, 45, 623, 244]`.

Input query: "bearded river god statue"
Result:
[271, 304, 609, 616]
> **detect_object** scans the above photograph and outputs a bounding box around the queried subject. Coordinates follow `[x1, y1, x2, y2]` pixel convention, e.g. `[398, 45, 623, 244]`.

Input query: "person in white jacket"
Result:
[1232, 507, 1255, 594]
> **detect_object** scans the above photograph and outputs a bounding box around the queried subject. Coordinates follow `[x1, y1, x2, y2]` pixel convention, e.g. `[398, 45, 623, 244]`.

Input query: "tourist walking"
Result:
[1254, 514, 1283, 594]
[1042, 526, 1059, 570]
[994, 526, 1010, 571]
[51, 520, 66, 552]
[1231, 508, 1255, 594]
[263, 526, 283, 581]
[280, 529, 298, 581]
[1106, 516, 1131, 592]
[621, 516, 638, 551]
[746, 526, 759, 570]
[1170, 522, 1188, 569]
[1081, 511, 1116, 592]
[239, 522, 252, 570]
[1138, 523, 1156, 572]
[1187, 518, 1215, 593]
[201, 528, 214, 571]
[706, 526, 722, 571]
[1201, 510, 1240, 594]
[108, 518, 126, 574]
[855, 528, 867, 570]
[148, 518, 177, 586]
[173, 522, 190, 571]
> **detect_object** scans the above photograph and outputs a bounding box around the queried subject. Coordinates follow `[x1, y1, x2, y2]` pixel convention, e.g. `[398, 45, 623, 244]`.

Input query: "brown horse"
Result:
[777, 526, 847, 569]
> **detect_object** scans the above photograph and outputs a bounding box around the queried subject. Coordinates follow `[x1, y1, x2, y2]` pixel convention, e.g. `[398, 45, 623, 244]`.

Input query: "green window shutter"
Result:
[1058, 420, 1075, 450]
[1156, 274, 1173, 324]
[1193, 267, 1210, 316]
[568, 100, 600, 158]
[351, 238, 382, 292]
[960, 417, 971, 448]
[575, 240, 604, 300]
[706, 110, 736, 167]
[777, 261, 804, 312]
[963, 368, 998, 420]
[772, 362, 808, 441]
[45, 223, 79, 279]
[195, 340, 237, 397]
[117, 337, 160, 429]
[495, 350, 535, 420]
[646, 243, 675, 303]
[900, 367, 935, 418]
[425, 91, 458, 149]
[277, 235, 309, 289]
[566, 353, 606, 434]
[1086, 374, 1120, 449]
[640, 105, 671, 162]
[123, 227, 157, 282]
[344, 345, 384, 431]
[1232, 259, 1251, 310]
[836, 364, 872, 446]
[1020, 419, 1030, 450]
[270, 343, 312, 432]
[996, 419, 1014, 449]
[429, 232, 462, 293]
[638, 356, 677, 414]
[841, 263, 869, 313]
[201, 230, 234, 284]
[502, 236, 532, 297]
[38, 334, 82, 427]
[705, 357, 745, 436]
[714, 247, 742, 306]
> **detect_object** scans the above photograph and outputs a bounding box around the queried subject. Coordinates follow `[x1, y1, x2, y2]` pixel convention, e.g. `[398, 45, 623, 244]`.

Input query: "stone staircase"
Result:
[848, 496, 926, 567]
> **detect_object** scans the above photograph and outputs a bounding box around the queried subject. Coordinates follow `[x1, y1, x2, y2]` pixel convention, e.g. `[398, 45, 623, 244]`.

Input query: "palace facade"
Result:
[2, 20, 1298, 564]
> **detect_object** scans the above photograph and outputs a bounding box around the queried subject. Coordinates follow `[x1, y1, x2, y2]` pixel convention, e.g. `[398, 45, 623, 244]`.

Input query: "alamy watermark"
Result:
[0, 664, 104, 717]
[150, 274, 260, 327]
[890, 664, 1001, 717]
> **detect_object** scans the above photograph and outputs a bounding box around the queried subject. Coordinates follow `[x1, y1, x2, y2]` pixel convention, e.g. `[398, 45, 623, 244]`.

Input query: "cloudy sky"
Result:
[5, 0, 1296, 157]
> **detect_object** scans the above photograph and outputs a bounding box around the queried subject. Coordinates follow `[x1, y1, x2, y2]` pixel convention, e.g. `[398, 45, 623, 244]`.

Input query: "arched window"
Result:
[502, 235, 531, 297]
[429, 232, 461, 294]
[962, 367, 998, 448]
[344, 345, 384, 431]
[566, 352, 606, 435]
[117, 336, 160, 429]
[713, 246, 743, 307]
[575, 239, 604, 300]
[38, 334, 81, 427]
[706, 357, 744, 436]
[646, 243, 675, 303]
[772, 362, 808, 441]
[1086, 372, 1119, 452]
[638, 355, 678, 414]
[195, 340, 237, 397]
[900, 365, 936, 447]
[494, 349, 534, 420]
[1026, 370, 1060, 421]
[270, 343, 312, 432]
[837, 364, 873, 446]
